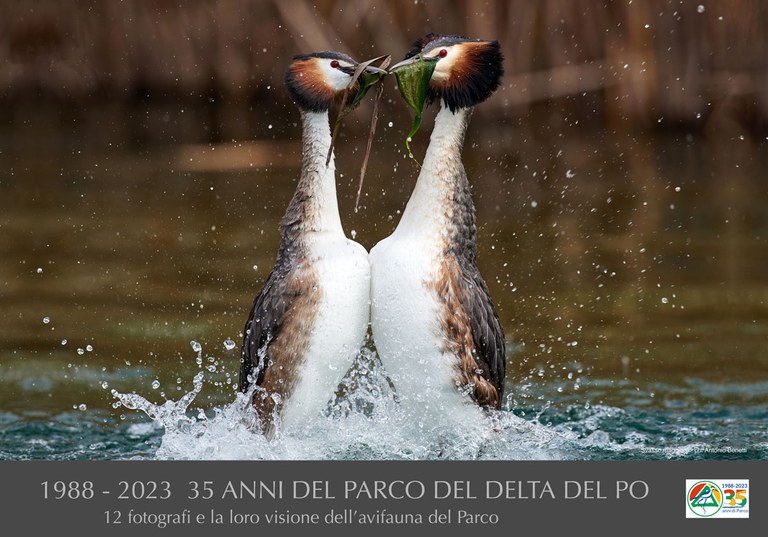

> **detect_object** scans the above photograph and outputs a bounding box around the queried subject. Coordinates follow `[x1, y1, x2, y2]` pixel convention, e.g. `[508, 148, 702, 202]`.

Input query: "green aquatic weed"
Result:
[393, 56, 436, 161]
[324, 56, 390, 212]
[326, 56, 389, 167]
[336, 60, 389, 125]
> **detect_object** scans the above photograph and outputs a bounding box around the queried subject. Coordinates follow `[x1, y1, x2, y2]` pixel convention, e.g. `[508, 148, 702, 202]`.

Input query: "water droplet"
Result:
[101, 381, 109, 389]
[86, 344, 93, 352]
[223, 339, 236, 351]
[661, 297, 669, 304]
[78, 403, 87, 411]
[76, 348, 85, 355]
[697, 4, 705, 13]
[388, 121, 393, 128]
[268, 124, 273, 129]
[252, 264, 259, 271]
[61, 339, 67, 345]
[36, 267, 43, 274]
[565, 169, 576, 178]
[42, 316, 50, 324]
[350, 229, 357, 239]
[530, 200, 538, 208]
[151, 379, 161, 389]
[191, 340, 202, 353]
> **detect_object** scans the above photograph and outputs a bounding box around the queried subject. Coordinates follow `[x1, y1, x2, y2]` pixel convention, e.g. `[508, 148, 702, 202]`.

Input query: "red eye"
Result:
[438, 49, 448, 58]
[330, 60, 340, 68]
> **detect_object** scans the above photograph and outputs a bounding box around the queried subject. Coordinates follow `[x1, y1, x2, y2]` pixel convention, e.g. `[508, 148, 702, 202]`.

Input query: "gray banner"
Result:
[0, 460, 763, 535]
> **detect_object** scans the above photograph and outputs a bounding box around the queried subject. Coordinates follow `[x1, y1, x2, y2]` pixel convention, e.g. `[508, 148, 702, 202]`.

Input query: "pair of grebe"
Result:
[239, 35, 505, 435]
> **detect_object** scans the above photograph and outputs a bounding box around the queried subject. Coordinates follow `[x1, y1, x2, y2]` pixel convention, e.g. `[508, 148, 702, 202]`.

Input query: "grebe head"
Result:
[392, 33, 503, 112]
[285, 52, 387, 113]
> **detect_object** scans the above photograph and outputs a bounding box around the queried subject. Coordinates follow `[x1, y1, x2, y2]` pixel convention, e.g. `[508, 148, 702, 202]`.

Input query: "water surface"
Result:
[1, 103, 767, 460]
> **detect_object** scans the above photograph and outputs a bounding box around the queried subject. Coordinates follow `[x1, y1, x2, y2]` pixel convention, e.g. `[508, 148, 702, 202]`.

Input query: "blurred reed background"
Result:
[2, 0, 767, 142]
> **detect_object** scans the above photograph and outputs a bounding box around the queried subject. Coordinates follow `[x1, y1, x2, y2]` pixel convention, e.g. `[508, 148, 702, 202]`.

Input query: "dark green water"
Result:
[1, 103, 767, 459]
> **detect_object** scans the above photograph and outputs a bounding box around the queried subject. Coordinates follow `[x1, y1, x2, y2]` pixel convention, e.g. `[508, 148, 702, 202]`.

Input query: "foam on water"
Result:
[111, 347, 588, 460]
[112, 387, 582, 460]
[105, 344, 767, 461]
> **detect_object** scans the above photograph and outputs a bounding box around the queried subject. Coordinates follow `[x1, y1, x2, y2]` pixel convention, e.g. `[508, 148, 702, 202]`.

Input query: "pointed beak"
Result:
[363, 65, 388, 75]
[335, 55, 390, 121]
[356, 54, 391, 79]
[345, 55, 390, 91]
[389, 55, 421, 72]
[389, 54, 437, 73]
[353, 56, 389, 92]
[344, 63, 387, 76]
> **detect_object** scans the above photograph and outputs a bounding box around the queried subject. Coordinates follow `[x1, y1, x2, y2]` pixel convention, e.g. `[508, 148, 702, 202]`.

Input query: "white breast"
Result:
[370, 232, 484, 427]
[279, 233, 371, 432]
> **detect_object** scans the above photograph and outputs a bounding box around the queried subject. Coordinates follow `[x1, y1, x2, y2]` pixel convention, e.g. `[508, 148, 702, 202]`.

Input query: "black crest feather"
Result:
[405, 32, 444, 59]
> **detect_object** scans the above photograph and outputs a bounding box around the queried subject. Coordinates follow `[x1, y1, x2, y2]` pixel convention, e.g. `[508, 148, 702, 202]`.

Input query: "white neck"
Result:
[295, 110, 344, 235]
[394, 105, 471, 237]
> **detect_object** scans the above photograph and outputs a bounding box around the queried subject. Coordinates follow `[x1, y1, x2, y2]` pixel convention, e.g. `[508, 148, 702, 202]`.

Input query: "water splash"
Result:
[109, 346, 595, 460]
[112, 370, 261, 459]
[113, 371, 204, 424]
[107, 342, 768, 461]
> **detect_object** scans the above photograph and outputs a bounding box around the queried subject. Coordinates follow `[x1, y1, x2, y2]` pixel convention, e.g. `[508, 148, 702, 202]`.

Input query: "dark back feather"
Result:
[239, 259, 292, 392]
[458, 262, 506, 401]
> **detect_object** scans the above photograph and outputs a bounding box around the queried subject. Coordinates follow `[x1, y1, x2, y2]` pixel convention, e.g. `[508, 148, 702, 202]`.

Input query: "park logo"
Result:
[685, 479, 749, 518]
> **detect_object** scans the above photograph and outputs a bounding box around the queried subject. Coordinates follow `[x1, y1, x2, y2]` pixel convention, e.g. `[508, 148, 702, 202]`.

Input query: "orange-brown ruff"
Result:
[369, 34, 505, 423]
[284, 54, 360, 113]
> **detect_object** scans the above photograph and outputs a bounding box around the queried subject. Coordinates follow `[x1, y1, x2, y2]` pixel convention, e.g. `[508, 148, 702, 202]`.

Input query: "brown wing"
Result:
[432, 256, 506, 409]
[458, 264, 506, 403]
[239, 266, 286, 391]
[239, 259, 320, 423]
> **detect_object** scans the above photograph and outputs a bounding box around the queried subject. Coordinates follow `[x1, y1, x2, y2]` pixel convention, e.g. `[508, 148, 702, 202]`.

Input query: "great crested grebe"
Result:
[240, 51, 385, 434]
[370, 34, 506, 425]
